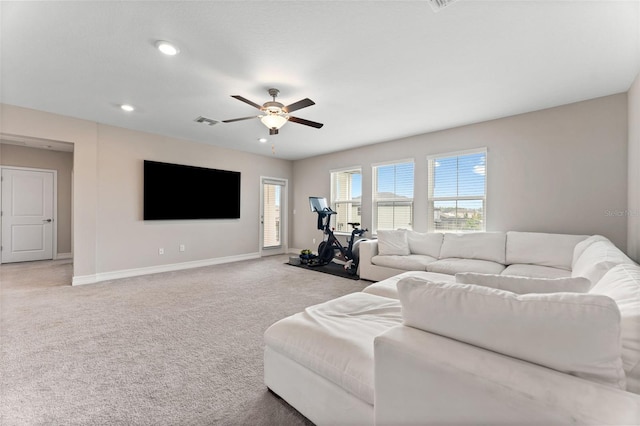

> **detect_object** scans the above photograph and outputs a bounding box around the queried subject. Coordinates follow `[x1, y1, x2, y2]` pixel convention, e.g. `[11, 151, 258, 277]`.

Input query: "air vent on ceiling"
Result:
[427, 0, 459, 12]
[194, 116, 219, 126]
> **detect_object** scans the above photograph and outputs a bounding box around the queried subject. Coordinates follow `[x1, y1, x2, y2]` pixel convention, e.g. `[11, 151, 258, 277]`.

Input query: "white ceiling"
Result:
[2, 1, 639, 160]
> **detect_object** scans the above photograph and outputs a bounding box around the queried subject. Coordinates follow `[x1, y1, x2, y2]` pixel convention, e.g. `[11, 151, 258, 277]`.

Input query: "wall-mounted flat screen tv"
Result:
[144, 160, 241, 220]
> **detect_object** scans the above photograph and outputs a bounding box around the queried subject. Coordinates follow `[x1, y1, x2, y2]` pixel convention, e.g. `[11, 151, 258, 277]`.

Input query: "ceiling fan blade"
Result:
[283, 98, 315, 113]
[288, 116, 324, 129]
[231, 95, 263, 110]
[222, 116, 259, 123]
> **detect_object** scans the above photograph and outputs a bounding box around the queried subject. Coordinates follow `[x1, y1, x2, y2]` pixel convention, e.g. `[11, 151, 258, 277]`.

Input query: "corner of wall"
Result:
[628, 71, 640, 262]
[1, 103, 100, 277]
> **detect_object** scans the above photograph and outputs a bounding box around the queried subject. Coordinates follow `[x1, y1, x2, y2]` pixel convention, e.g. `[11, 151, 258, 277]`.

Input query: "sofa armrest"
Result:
[360, 239, 379, 258]
[358, 239, 378, 275]
[374, 326, 640, 426]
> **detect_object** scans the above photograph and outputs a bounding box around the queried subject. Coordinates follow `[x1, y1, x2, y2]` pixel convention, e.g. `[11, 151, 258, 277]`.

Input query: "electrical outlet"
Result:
[313, 238, 316, 244]
[158, 248, 164, 255]
[179, 244, 185, 252]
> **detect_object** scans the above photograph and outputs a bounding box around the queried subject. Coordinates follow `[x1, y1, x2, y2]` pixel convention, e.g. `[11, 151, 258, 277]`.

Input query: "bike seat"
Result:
[347, 222, 361, 227]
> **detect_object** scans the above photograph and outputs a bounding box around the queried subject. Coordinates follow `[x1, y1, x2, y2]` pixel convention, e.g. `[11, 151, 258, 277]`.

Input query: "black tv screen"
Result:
[144, 160, 241, 220]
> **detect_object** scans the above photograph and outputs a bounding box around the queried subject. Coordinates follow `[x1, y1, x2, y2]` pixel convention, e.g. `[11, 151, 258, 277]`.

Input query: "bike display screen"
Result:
[309, 196, 329, 212]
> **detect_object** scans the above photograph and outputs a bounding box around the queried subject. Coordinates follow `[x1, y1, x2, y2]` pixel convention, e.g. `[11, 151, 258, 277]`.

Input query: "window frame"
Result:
[330, 166, 362, 235]
[372, 158, 415, 233]
[427, 148, 487, 233]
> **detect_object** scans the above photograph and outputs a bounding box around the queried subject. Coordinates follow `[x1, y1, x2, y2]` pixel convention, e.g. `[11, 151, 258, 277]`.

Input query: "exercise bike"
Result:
[309, 197, 368, 272]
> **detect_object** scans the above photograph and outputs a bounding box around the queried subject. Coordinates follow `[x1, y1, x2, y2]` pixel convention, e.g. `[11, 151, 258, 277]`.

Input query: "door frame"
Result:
[0, 166, 58, 263]
[259, 176, 288, 256]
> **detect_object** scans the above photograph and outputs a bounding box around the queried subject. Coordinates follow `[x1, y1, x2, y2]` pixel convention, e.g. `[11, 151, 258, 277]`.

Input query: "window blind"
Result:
[373, 161, 414, 231]
[427, 149, 487, 232]
[330, 168, 362, 233]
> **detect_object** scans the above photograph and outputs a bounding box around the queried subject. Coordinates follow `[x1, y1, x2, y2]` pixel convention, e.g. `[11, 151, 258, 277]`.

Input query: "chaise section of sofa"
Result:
[264, 292, 402, 425]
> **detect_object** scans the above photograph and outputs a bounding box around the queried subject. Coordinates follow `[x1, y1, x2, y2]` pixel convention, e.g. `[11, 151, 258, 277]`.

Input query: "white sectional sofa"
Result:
[264, 232, 640, 425]
[359, 230, 595, 282]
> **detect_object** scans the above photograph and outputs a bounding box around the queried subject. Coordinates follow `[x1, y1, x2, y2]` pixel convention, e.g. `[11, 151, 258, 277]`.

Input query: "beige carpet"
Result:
[0, 256, 368, 425]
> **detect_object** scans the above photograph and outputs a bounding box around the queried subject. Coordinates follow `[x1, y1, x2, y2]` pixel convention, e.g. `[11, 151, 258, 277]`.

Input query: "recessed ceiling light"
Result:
[155, 40, 179, 56]
[120, 104, 135, 112]
[258, 138, 268, 143]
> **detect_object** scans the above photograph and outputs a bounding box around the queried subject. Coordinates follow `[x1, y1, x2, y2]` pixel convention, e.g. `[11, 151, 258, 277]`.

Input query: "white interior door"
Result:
[1, 168, 55, 263]
[261, 177, 287, 255]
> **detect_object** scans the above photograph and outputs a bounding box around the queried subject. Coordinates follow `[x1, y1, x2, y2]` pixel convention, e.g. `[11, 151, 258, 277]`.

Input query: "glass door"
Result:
[261, 177, 286, 254]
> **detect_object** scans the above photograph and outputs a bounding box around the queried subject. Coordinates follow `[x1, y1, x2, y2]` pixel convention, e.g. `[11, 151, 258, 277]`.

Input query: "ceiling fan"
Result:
[223, 88, 324, 135]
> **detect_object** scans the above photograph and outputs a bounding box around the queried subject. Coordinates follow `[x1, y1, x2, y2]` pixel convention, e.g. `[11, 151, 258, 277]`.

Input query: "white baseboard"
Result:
[56, 252, 73, 260]
[72, 252, 260, 286]
[72, 274, 98, 286]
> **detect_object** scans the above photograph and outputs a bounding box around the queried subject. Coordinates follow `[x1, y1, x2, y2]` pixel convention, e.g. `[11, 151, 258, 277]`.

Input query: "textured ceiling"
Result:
[2, 1, 639, 160]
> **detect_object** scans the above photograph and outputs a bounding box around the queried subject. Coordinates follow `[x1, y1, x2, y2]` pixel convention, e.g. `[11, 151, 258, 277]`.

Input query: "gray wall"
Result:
[1, 104, 293, 280]
[629, 72, 640, 262]
[2, 104, 99, 277]
[0, 143, 73, 254]
[1, 91, 632, 280]
[95, 124, 293, 273]
[292, 94, 629, 251]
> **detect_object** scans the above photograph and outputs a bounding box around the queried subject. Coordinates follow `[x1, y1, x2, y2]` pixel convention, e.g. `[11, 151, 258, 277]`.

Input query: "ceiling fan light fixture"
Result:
[155, 40, 180, 56]
[260, 114, 288, 131]
[225, 89, 323, 136]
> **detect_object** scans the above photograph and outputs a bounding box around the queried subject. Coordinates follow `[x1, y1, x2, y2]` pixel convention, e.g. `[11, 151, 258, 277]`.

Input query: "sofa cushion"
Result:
[572, 235, 611, 269]
[439, 232, 506, 263]
[589, 264, 640, 394]
[501, 264, 571, 279]
[407, 231, 443, 258]
[427, 258, 506, 275]
[397, 277, 626, 390]
[506, 231, 587, 271]
[377, 230, 410, 256]
[572, 240, 633, 285]
[264, 292, 402, 405]
[363, 270, 455, 299]
[371, 254, 436, 271]
[456, 273, 592, 294]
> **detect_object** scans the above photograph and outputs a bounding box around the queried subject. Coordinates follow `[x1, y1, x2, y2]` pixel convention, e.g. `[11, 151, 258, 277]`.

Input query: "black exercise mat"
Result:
[286, 261, 360, 280]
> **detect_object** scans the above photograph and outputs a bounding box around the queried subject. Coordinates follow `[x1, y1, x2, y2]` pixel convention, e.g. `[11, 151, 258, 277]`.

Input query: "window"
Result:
[262, 178, 286, 249]
[330, 168, 362, 233]
[373, 160, 414, 231]
[427, 148, 487, 232]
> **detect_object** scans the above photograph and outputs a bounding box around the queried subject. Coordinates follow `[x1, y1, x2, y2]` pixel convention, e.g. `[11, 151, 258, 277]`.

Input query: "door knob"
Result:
[43, 219, 52, 223]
